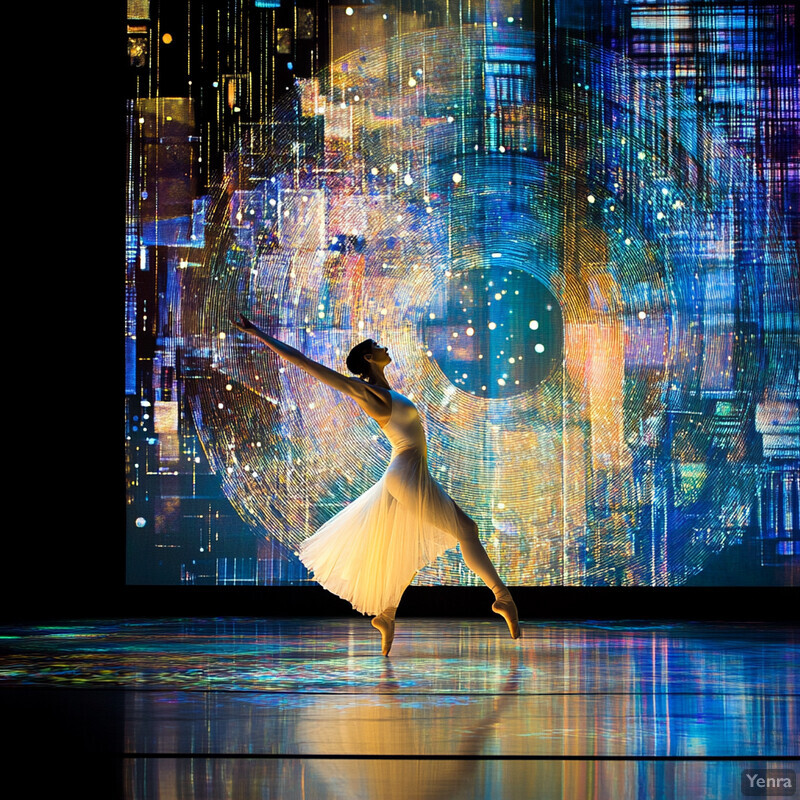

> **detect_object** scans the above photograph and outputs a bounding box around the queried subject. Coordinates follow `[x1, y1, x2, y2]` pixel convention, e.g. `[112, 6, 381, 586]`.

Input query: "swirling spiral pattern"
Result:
[180, 28, 797, 586]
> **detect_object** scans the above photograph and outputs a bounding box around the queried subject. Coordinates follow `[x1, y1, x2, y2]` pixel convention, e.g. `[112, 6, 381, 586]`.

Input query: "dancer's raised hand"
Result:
[230, 313, 257, 334]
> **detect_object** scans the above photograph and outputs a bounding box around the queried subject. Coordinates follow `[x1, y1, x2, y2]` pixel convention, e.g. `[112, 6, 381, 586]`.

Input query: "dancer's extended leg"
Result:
[384, 459, 519, 639]
[452, 508, 521, 639]
[371, 606, 397, 656]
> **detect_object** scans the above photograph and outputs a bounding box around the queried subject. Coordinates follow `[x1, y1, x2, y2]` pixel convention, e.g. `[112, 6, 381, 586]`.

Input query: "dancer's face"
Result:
[368, 340, 391, 367]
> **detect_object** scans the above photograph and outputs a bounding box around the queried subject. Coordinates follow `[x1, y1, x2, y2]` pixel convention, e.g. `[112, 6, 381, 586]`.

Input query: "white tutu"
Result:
[298, 389, 460, 615]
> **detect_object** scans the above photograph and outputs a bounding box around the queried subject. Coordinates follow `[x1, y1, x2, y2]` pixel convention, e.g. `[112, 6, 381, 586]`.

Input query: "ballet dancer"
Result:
[231, 314, 520, 654]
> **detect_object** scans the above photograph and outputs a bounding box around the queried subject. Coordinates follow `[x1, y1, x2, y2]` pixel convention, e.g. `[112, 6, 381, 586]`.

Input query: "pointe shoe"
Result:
[492, 596, 521, 640]
[371, 614, 395, 656]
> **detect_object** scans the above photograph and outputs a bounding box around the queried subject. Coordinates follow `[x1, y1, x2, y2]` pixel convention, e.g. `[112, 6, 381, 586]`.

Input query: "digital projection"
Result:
[126, 8, 799, 588]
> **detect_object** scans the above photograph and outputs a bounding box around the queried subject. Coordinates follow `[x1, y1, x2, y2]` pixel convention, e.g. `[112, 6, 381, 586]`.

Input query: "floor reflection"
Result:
[2, 618, 797, 799]
[125, 758, 799, 800]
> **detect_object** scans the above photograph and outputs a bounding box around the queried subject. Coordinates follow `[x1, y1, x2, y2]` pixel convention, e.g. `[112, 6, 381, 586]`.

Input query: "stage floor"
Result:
[2, 617, 798, 799]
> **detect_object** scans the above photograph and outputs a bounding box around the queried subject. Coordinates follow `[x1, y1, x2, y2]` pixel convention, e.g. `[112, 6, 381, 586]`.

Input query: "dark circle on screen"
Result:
[422, 264, 563, 398]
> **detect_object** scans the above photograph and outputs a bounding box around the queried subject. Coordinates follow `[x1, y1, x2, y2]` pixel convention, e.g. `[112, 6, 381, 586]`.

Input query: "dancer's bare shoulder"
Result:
[349, 381, 392, 427]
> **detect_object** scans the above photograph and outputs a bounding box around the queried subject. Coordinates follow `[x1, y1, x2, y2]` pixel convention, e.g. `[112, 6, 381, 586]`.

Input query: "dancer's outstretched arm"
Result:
[230, 314, 389, 412]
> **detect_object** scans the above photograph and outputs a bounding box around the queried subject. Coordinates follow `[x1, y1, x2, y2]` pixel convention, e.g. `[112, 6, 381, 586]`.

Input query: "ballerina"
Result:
[231, 314, 520, 654]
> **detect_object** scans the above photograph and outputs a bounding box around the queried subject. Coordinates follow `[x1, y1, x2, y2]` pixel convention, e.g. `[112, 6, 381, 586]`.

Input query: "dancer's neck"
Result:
[369, 367, 391, 390]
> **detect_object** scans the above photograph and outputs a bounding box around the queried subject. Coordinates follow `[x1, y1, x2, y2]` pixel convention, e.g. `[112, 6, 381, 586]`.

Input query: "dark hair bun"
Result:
[346, 339, 374, 379]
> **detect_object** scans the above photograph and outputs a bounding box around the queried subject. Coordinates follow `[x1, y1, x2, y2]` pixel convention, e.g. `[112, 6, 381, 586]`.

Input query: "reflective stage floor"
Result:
[2, 617, 798, 799]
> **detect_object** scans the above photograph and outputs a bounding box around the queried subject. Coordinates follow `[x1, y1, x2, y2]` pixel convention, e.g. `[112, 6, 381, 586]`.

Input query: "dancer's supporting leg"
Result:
[371, 606, 397, 656]
[451, 506, 520, 639]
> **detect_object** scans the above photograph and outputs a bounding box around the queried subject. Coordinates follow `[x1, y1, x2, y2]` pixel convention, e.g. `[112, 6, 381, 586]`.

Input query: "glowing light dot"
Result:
[546, 304, 553, 311]
[466, 327, 475, 336]
[488, 322, 497, 330]
[625, 238, 632, 245]
[638, 311, 647, 320]
[403, 174, 413, 185]
[389, 163, 398, 173]
[498, 146, 506, 153]
[218, 402, 224, 409]
[508, 357, 515, 363]
[269, 198, 276, 206]
[657, 212, 665, 220]
[498, 378, 506, 386]
[662, 188, 670, 195]
[371, 167, 379, 175]
[587, 194, 596, 204]
[426, 206, 433, 214]
[408, 77, 417, 87]
[429, 312, 436, 319]
[529, 320, 539, 330]
[507, 16, 514, 22]
[345, 6, 354, 15]
[162, 33, 173, 44]
[494, 293, 502, 300]
[358, 321, 364, 330]
[534, 343, 545, 353]
[219, 332, 226, 340]
[497, 502, 506, 509]
[138, 117, 145, 124]
[491, 252, 502, 258]
[353, 95, 360, 101]
[318, 312, 325, 318]
[452, 173, 462, 184]
[135, 517, 147, 528]
[225, 384, 233, 391]
[446, 345, 452, 352]
[638, 151, 646, 160]
[462, 373, 468, 379]
[452, 331, 458, 338]
[447, 115, 454, 122]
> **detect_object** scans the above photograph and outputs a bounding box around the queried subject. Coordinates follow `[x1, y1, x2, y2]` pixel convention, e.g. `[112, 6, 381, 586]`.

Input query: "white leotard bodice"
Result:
[381, 389, 427, 458]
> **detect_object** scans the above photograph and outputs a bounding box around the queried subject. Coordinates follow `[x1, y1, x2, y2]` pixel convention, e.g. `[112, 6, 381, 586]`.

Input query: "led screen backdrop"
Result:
[126, 0, 798, 587]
